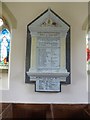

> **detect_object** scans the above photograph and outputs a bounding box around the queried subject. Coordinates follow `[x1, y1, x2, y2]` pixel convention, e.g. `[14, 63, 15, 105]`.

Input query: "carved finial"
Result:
[48, 7, 51, 11]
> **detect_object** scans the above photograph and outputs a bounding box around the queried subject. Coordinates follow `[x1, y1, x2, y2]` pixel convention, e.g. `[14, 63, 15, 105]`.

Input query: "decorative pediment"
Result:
[28, 9, 70, 33]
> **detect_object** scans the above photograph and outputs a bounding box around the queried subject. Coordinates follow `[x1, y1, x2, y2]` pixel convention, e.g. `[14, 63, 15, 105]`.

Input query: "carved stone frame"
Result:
[25, 9, 71, 92]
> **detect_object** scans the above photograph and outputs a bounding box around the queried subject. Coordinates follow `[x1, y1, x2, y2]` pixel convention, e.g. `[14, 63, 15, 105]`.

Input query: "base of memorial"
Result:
[27, 68, 69, 92]
[27, 68, 69, 82]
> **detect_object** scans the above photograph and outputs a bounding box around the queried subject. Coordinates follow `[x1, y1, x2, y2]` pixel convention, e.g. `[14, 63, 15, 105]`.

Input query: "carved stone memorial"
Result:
[25, 9, 71, 92]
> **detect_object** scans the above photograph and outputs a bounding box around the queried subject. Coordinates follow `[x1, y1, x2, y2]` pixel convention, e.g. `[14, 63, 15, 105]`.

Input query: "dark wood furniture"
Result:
[83, 104, 90, 119]
[0, 103, 90, 120]
[0, 103, 12, 120]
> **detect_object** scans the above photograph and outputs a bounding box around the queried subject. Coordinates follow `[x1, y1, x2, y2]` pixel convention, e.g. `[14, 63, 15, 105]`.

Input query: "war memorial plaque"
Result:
[26, 9, 70, 92]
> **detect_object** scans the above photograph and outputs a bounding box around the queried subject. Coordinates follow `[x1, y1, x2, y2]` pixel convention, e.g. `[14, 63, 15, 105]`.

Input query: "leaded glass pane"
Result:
[0, 28, 10, 69]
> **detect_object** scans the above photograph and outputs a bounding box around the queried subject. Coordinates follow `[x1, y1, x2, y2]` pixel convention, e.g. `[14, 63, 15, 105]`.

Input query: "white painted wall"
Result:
[0, 70, 9, 90]
[0, 2, 88, 103]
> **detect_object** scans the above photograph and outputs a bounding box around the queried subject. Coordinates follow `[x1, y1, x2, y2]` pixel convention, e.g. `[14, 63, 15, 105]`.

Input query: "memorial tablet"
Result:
[37, 37, 60, 70]
[36, 78, 61, 92]
[26, 8, 70, 92]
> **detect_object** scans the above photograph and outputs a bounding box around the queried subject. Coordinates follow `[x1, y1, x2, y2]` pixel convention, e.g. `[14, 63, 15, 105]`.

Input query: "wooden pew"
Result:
[0, 103, 90, 119]
[0, 103, 12, 120]
[83, 104, 90, 119]
[13, 104, 51, 120]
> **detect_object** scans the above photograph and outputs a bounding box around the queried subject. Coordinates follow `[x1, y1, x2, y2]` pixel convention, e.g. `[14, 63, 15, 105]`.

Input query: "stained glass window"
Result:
[0, 28, 10, 69]
[86, 33, 90, 71]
